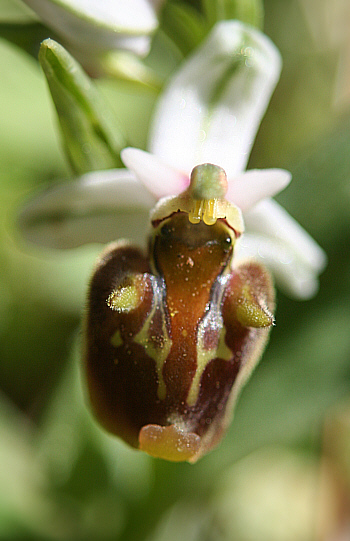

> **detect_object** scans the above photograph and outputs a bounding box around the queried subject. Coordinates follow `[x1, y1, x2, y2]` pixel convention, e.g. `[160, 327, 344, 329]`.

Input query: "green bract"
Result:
[39, 38, 126, 175]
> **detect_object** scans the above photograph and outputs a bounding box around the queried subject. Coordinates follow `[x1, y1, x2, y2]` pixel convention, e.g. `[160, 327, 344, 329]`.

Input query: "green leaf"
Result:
[202, 0, 264, 30]
[39, 38, 126, 175]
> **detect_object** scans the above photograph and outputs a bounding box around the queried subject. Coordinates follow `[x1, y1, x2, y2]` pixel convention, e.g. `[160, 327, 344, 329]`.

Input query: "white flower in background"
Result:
[19, 21, 327, 300]
[21, 0, 163, 57]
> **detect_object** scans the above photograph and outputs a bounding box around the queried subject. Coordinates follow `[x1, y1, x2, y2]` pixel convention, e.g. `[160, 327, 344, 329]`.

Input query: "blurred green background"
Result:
[1, 0, 350, 539]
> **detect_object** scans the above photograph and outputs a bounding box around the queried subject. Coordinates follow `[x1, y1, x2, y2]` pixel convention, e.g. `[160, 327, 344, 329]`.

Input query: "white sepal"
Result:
[149, 20, 282, 178]
[19, 169, 156, 248]
[236, 198, 327, 299]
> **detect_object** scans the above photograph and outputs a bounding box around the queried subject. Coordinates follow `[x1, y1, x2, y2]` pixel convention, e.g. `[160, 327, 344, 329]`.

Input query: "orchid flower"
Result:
[18, 0, 164, 74]
[20, 20, 326, 300]
[18, 19, 329, 462]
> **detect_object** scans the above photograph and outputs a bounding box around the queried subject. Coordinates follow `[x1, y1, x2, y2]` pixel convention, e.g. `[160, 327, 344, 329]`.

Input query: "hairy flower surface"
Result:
[84, 163, 276, 462]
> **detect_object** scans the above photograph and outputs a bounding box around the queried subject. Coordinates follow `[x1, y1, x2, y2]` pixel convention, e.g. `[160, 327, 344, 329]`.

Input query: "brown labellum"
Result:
[83, 165, 275, 462]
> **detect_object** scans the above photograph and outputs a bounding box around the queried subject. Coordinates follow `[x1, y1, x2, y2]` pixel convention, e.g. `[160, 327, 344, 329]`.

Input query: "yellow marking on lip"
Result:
[110, 329, 123, 348]
[139, 424, 201, 462]
[236, 285, 274, 328]
[108, 277, 172, 400]
[187, 317, 232, 407]
[107, 276, 143, 313]
[133, 282, 172, 401]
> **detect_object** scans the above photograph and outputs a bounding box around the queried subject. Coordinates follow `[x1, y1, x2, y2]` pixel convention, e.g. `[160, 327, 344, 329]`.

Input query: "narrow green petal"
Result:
[39, 38, 126, 175]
